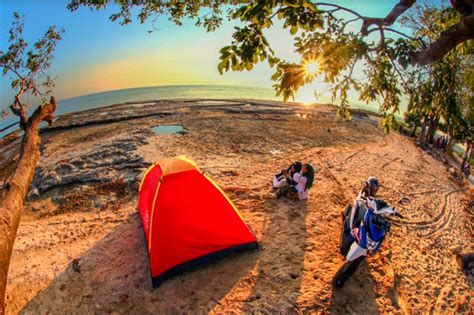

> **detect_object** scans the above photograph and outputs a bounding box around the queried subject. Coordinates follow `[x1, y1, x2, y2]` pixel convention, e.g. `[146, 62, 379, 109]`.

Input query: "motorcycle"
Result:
[332, 195, 408, 288]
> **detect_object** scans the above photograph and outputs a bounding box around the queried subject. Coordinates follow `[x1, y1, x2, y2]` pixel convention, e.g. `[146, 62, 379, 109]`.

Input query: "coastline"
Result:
[0, 99, 472, 313]
[0, 83, 382, 139]
[0, 97, 382, 141]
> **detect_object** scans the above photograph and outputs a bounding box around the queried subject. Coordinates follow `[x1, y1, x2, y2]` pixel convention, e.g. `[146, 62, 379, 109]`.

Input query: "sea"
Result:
[0, 84, 381, 139]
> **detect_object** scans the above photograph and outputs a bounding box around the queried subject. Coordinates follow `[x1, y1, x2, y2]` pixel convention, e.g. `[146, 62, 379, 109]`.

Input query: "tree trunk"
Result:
[464, 142, 473, 160]
[427, 115, 439, 145]
[0, 97, 57, 314]
[410, 124, 417, 138]
[419, 116, 429, 146]
[446, 134, 455, 153]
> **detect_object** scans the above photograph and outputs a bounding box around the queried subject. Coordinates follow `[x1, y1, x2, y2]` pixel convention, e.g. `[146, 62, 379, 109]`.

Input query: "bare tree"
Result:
[0, 13, 62, 313]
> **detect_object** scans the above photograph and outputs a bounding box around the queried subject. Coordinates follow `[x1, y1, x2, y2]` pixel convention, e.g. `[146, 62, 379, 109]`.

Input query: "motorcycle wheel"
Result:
[339, 218, 353, 256]
[341, 204, 352, 221]
[332, 256, 365, 288]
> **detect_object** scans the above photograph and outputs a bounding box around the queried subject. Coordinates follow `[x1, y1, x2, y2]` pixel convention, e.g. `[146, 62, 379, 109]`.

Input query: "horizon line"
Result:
[59, 83, 275, 102]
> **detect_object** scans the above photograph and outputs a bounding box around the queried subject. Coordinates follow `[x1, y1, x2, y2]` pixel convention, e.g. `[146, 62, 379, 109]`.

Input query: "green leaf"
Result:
[217, 60, 227, 74]
[304, 2, 318, 12]
[271, 71, 280, 81]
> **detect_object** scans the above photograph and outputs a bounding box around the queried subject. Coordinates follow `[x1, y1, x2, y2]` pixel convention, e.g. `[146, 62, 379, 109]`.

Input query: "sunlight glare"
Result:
[304, 60, 319, 76]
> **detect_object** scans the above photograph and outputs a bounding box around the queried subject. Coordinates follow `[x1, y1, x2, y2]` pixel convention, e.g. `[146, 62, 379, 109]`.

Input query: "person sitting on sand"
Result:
[273, 161, 302, 189]
[461, 157, 466, 171]
[293, 163, 315, 200]
[276, 163, 314, 200]
[462, 162, 471, 178]
[439, 136, 447, 149]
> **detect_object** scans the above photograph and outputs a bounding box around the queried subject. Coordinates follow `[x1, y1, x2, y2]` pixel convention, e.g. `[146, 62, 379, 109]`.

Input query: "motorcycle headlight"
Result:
[366, 234, 379, 251]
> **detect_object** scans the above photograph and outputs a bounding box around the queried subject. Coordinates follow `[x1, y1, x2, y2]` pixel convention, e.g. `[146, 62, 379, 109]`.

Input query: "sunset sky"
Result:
[0, 1, 433, 109]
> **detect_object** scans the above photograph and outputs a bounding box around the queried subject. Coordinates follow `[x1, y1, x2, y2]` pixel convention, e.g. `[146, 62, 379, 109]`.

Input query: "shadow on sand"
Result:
[22, 213, 259, 314]
[328, 259, 388, 314]
[242, 198, 308, 312]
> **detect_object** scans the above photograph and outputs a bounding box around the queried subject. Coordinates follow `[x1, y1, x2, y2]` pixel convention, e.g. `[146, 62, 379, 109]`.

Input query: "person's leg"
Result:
[273, 174, 283, 188]
[276, 185, 291, 198]
[286, 187, 299, 200]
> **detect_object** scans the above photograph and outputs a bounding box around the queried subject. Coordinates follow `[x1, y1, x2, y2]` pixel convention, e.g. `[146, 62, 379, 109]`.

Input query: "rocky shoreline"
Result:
[28, 132, 149, 199]
[1, 99, 472, 314]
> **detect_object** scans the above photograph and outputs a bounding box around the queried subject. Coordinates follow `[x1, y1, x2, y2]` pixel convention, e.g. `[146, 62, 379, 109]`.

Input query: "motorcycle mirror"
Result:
[398, 197, 410, 205]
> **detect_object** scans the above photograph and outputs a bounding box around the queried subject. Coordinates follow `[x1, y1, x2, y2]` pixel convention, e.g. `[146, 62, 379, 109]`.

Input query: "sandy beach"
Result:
[0, 99, 472, 314]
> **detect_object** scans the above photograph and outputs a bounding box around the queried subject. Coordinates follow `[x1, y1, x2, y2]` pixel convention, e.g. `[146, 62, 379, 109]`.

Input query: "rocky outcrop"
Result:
[28, 133, 151, 199]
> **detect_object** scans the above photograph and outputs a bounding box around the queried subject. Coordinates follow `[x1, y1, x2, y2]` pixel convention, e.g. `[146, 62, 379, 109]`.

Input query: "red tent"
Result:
[138, 156, 258, 287]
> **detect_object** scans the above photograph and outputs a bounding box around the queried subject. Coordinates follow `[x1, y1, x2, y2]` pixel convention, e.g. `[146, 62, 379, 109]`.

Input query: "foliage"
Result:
[404, 110, 421, 128]
[0, 13, 63, 127]
[67, 0, 472, 133]
[401, 3, 473, 144]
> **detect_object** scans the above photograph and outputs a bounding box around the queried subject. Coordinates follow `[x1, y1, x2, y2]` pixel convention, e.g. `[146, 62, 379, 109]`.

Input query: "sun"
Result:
[304, 60, 320, 76]
[304, 60, 319, 74]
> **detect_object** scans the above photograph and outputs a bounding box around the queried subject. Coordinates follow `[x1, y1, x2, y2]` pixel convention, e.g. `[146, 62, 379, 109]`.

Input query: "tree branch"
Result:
[365, 26, 426, 47]
[342, 17, 362, 31]
[314, 3, 363, 19]
[384, 27, 418, 41]
[384, 0, 418, 25]
[0, 64, 25, 81]
[269, 5, 283, 20]
[27, 96, 57, 128]
[9, 94, 28, 127]
[361, 0, 417, 35]
[411, 14, 474, 65]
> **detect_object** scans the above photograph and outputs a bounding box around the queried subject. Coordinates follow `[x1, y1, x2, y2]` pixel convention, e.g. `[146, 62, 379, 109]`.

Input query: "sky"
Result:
[0, 1, 420, 109]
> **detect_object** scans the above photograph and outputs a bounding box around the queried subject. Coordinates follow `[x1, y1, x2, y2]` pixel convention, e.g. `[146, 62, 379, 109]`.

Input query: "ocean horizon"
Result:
[0, 84, 380, 138]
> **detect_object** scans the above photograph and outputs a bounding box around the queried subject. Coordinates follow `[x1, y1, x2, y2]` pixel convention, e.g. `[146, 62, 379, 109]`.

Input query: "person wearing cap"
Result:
[358, 176, 379, 200]
[349, 176, 380, 231]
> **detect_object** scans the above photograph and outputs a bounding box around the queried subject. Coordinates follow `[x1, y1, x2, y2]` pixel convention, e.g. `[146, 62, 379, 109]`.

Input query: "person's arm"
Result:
[285, 172, 299, 185]
[274, 171, 284, 179]
[295, 176, 306, 192]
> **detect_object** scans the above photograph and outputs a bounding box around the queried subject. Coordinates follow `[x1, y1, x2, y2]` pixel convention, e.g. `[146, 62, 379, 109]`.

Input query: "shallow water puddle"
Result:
[295, 113, 311, 119]
[151, 125, 185, 134]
